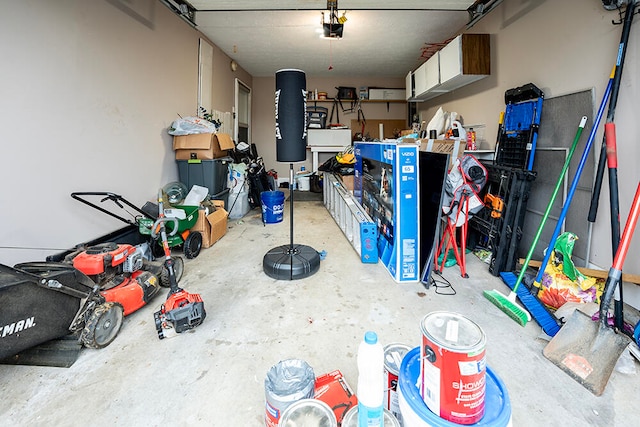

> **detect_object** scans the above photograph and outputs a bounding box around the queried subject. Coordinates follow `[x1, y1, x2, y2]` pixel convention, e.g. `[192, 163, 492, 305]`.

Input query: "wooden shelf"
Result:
[362, 99, 406, 104]
[308, 98, 405, 104]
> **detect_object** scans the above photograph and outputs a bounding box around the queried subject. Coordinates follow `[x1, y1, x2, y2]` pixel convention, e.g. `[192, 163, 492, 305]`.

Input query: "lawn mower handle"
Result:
[71, 191, 156, 225]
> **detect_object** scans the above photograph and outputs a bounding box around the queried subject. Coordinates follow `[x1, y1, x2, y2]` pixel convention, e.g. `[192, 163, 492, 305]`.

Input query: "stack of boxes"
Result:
[173, 132, 235, 207]
[172, 132, 235, 249]
[354, 141, 420, 283]
[352, 137, 466, 283]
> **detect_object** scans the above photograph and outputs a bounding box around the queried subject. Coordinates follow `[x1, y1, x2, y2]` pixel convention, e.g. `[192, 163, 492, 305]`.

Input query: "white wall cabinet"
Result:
[413, 62, 427, 99]
[408, 34, 490, 102]
[413, 53, 443, 101]
[405, 71, 414, 100]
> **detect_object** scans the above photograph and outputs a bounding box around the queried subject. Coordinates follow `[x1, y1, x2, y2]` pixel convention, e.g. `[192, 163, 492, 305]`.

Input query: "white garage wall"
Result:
[0, 1, 199, 264]
[417, 0, 639, 277]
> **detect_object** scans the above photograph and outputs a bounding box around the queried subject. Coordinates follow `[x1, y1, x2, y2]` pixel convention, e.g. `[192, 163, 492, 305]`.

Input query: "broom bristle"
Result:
[483, 289, 530, 326]
[500, 272, 561, 336]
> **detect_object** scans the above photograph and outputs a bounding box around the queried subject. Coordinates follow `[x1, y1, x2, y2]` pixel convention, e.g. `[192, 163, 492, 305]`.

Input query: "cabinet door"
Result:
[413, 61, 428, 98]
[439, 35, 462, 85]
[424, 53, 440, 91]
[405, 71, 413, 100]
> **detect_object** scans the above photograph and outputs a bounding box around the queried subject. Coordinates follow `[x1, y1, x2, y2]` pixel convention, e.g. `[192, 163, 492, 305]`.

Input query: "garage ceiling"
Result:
[181, 1, 484, 77]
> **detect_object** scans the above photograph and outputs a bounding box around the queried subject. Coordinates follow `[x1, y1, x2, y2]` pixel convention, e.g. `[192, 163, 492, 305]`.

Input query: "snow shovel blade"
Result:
[543, 309, 630, 396]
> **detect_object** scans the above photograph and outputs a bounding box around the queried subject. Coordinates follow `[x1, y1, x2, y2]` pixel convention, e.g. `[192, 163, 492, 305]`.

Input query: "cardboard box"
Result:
[419, 139, 466, 169]
[314, 370, 357, 425]
[191, 200, 227, 248]
[368, 88, 406, 100]
[173, 133, 235, 160]
[354, 141, 420, 283]
[337, 174, 354, 192]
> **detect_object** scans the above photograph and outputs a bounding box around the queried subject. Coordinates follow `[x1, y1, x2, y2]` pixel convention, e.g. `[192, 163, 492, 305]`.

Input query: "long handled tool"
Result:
[588, 1, 636, 231]
[602, 122, 625, 329]
[486, 117, 587, 331]
[153, 191, 206, 339]
[587, 1, 636, 331]
[543, 181, 639, 396]
[492, 111, 505, 163]
[526, 70, 615, 316]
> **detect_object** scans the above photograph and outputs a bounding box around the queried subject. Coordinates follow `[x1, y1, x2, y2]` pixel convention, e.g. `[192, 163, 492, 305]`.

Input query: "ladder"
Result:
[323, 173, 378, 263]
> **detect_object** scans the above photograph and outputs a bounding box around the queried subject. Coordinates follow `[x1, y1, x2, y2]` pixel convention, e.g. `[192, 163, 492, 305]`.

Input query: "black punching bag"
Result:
[264, 68, 320, 281]
[275, 69, 307, 162]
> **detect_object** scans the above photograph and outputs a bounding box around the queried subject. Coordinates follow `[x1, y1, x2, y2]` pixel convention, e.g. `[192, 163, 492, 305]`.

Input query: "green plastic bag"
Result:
[553, 232, 582, 281]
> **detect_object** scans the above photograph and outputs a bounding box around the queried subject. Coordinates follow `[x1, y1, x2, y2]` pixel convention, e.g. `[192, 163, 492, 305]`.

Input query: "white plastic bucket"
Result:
[297, 176, 311, 191]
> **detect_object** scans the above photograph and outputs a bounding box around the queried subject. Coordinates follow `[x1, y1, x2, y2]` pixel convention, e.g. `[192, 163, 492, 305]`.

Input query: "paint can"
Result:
[420, 311, 487, 425]
[341, 406, 401, 427]
[383, 343, 412, 426]
[264, 359, 315, 427]
[278, 398, 337, 427]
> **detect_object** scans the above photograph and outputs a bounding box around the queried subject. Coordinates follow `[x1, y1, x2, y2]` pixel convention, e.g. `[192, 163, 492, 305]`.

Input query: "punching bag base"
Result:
[263, 244, 320, 280]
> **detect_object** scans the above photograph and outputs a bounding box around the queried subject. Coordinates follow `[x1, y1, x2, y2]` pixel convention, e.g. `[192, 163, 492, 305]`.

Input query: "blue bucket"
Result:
[398, 347, 512, 427]
[261, 191, 285, 224]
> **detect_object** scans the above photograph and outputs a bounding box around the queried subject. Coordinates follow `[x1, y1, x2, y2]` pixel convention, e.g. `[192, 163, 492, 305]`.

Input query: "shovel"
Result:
[542, 309, 629, 396]
[543, 181, 640, 396]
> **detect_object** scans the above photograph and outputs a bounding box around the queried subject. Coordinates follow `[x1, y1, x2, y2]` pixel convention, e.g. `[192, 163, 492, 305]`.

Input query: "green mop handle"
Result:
[512, 116, 588, 292]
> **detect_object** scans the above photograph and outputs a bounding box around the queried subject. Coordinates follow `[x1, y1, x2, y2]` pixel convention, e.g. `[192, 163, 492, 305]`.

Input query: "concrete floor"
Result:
[1, 197, 638, 426]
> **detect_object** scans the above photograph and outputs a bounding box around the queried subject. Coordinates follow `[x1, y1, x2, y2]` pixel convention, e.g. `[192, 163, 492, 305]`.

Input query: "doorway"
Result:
[198, 38, 213, 116]
[235, 79, 251, 144]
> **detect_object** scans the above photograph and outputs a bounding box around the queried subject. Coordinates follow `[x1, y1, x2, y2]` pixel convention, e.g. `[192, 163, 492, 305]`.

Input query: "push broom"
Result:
[484, 116, 588, 330]
[516, 5, 636, 333]
[491, 68, 615, 333]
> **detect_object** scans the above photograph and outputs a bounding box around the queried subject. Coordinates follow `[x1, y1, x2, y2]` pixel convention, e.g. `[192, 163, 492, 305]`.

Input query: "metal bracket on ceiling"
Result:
[466, 0, 504, 29]
[160, 0, 197, 27]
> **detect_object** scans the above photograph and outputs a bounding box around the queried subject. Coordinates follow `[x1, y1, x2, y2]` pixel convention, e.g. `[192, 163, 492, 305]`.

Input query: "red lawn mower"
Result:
[5, 261, 124, 353]
[65, 242, 163, 316]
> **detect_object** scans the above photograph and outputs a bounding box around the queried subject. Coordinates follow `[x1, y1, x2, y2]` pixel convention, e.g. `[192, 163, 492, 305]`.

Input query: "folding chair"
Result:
[434, 154, 488, 278]
[434, 188, 471, 278]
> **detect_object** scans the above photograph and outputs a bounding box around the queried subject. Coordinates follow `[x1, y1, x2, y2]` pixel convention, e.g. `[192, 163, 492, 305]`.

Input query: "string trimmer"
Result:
[152, 191, 206, 339]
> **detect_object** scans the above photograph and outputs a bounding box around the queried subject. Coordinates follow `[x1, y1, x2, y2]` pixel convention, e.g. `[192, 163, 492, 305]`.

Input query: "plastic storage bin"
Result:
[307, 106, 328, 129]
[177, 157, 231, 207]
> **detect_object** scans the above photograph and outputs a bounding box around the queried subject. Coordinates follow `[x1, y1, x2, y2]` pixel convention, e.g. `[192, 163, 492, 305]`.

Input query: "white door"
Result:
[198, 38, 213, 115]
[235, 79, 251, 144]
